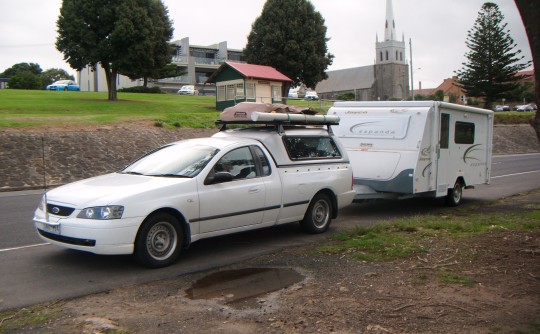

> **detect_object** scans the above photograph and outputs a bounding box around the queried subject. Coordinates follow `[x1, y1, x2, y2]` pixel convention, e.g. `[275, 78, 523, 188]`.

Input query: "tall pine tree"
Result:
[455, 2, 530, 109]
[244, 0, 333, 97]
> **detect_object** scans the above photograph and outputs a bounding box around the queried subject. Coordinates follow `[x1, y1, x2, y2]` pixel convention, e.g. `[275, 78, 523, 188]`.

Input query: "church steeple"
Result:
[384, 0, 396, 41]
[375, 0, 406, 65]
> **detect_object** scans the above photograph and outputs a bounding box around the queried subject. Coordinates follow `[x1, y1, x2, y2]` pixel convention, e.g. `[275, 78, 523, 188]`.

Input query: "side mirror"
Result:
[206, 172, 234, 185]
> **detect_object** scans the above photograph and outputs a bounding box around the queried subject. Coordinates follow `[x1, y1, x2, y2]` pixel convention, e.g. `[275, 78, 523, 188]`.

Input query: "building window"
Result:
[380, 52, 383, 62]
[236, 83, 245, 99]
[272, 86, 281, 100]
[400, 52, 403, 61]
[246, 83, 255, 99]
[226, 84, 235, 100]
[396, 51, 398, 60]
[385, 51, 389, 61]
[217, 85, 225, 101]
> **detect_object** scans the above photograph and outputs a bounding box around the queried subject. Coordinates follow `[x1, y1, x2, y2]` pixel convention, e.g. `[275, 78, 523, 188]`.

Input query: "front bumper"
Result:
[33, 213, 142, 255]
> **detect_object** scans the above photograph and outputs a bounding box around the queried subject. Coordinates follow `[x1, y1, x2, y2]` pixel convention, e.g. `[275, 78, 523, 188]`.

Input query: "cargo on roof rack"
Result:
[216, 102, 340, 131]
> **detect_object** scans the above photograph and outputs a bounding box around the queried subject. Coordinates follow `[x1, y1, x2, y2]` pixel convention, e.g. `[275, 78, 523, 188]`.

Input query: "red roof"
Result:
[209, 62, 292, 83]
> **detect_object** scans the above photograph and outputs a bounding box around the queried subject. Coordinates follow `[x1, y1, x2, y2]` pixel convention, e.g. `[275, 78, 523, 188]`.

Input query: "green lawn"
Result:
[0, 89, 221, 128]
[0, 89, 533, 128]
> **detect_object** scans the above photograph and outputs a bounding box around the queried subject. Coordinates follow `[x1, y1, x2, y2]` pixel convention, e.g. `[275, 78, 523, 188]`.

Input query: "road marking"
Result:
[491, 170, 540, 179]
[0, 243, 50, 253]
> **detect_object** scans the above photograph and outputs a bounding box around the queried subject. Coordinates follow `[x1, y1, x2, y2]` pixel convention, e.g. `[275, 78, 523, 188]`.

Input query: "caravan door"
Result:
[436, 113, 452, 196]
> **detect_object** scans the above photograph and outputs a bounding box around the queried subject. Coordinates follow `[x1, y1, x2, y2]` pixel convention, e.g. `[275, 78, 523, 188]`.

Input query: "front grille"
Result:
[38, 229, 96, 247]
[47, 204, 75, 217]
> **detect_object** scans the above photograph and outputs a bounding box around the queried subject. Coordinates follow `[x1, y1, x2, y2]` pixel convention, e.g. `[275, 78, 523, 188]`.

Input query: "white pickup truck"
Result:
[34, 104, 355, 267]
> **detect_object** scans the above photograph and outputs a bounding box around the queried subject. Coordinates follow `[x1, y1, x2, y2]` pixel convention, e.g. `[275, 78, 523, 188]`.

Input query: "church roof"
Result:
[316, 65, 374, 93]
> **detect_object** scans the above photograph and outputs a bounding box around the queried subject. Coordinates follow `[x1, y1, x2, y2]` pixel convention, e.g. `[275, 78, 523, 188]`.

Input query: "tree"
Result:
[455, 2, 530, 110]
[7, 71, 43, 90]
[514, 0, 540, 142]
[119, 2, 174, 87]
[1, 63, 43, 90]
[40, 68, 75, 89]
[1, 62, 42, 78]
[244, 0, 333, 98]
[56, 0, 174, 101]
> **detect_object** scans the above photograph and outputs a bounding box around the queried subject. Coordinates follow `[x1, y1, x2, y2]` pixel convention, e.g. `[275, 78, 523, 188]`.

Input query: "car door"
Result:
[198, 146, 266, 234]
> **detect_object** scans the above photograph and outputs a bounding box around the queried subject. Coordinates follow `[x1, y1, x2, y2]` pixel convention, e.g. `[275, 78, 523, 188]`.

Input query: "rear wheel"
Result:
[300, 193, 332, 234]
[445, 180, 463, 207]
[135, 212, 183, 268]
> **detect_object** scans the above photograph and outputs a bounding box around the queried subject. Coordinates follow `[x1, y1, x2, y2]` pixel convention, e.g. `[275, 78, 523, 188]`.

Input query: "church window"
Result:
[385, 51, 388, 61]
[400, 52, 403, 61]
[396, 51, 398, 60]
[380, 52, 383, 61]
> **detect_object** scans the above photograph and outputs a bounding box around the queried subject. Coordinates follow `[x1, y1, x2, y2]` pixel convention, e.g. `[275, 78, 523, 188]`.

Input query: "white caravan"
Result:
[328, 101, 493, 206]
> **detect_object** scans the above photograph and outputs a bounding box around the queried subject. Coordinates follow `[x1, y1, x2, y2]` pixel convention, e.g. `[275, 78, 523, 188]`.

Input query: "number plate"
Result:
[43, 223, 60, 234]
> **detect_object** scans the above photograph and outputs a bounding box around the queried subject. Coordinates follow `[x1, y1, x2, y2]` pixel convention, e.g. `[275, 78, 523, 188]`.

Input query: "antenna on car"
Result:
[41, 137, 49, 222]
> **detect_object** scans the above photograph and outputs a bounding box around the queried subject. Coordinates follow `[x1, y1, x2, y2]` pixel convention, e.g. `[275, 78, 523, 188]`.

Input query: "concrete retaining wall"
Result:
[0, 124, 538, 191]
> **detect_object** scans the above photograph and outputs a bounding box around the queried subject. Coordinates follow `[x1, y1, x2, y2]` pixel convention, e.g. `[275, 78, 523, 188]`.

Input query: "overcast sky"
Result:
[0, 0, 532, 89]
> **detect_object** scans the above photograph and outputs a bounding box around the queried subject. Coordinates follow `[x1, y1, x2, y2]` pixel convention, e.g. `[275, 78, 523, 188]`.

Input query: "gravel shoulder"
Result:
[8, 192, 540, 334]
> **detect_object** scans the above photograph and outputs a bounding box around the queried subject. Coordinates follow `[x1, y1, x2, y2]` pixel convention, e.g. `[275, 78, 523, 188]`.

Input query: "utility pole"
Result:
[409, 38, 414, 101]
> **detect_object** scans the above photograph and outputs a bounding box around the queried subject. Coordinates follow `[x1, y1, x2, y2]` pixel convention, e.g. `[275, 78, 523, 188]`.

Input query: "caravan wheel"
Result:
[445, 181, 463, 207]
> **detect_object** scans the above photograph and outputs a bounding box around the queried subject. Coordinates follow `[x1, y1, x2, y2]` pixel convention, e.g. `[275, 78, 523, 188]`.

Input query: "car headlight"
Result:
[77, 206, 124, 220]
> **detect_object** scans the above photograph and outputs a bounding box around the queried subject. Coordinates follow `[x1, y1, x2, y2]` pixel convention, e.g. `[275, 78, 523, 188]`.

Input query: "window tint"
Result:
[283, 136, 342, 160]
[440, 113, 449, 149]
[455, 121, 475, 144]
[253, 146, 271, 176]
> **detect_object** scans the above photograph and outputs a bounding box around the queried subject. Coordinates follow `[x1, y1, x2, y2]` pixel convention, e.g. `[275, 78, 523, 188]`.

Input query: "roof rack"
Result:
[216, 112, 340, 134]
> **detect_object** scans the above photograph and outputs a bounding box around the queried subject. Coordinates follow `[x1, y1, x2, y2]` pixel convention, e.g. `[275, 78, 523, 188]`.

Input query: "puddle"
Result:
[185, 268, 304, 308]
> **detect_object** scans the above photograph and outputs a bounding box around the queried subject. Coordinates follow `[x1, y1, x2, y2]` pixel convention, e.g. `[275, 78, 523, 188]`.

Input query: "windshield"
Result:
[122, 143, 218, 178]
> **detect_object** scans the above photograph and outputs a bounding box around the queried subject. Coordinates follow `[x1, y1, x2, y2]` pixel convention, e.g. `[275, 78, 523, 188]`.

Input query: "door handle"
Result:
[248, 186, 261, 194]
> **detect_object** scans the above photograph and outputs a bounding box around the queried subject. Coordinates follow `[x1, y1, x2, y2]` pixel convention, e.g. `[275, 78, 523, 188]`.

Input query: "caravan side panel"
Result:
[330, 106, 430, 196]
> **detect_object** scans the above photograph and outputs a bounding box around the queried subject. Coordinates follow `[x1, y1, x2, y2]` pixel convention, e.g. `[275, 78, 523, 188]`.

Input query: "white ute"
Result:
[329, 101, 493, 206]
[34, 102, 355, 267]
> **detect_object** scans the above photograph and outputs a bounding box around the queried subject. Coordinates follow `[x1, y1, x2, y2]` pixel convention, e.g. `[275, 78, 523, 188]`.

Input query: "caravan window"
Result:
[455, 121, 475, 144]
[283, 136, 342, 160]
[440, 113, 450, 149]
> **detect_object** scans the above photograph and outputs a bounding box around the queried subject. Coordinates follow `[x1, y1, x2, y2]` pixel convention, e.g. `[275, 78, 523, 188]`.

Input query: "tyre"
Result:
[300, 193, 332, 234]
[445, 180, 463, 207]
[135, 212, 183, 268]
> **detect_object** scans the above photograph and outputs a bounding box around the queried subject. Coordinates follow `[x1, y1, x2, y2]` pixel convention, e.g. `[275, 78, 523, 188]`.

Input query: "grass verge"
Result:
[320, 195, 540, 262]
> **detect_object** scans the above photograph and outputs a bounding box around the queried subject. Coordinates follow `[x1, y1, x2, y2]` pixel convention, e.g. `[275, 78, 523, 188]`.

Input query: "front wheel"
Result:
[445, 181, 463, 207]
[134, 212, 183, 268]
[300, 193, 332, 234]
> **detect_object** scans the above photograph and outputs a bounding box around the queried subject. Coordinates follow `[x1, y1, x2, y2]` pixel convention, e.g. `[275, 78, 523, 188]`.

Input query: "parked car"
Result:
[304, 91, 319, 100]
[46, 80, 80, 91]
[34, 106, 355, 268]
[494, 105, 510, 111]
[177, 85, 198, 95]
[288, 90, 298, 99]
[515, 104, 534, 112]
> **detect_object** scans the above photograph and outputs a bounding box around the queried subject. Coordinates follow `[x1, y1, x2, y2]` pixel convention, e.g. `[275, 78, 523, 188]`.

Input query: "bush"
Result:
[336, 92, 355, 101]
[118, 86, 163, 94]
[494, 112, 535, 125]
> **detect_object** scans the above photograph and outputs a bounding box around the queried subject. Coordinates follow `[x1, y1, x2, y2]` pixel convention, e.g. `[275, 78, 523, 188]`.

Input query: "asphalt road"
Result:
[0, 153, 539, 311]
